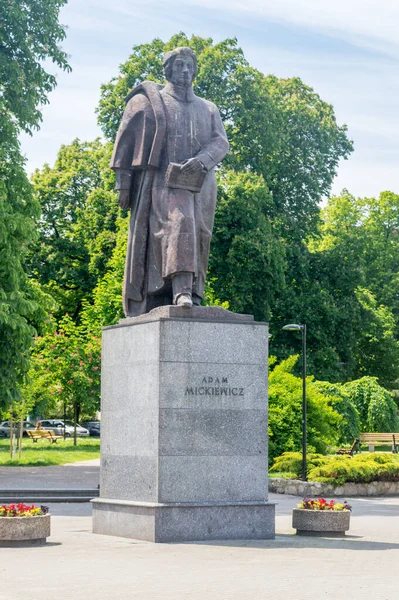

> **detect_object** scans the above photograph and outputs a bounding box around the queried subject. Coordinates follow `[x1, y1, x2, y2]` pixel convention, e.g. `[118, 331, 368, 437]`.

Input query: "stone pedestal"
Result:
[92, 306, 275, 542]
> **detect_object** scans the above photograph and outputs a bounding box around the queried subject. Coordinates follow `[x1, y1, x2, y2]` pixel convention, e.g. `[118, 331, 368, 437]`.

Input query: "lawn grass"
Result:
[0, 437, 100, 467]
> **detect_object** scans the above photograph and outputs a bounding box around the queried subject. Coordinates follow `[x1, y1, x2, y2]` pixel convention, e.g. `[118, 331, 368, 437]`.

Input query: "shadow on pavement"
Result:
[189, 533, 399, 551]
[0, 541, 62, 548]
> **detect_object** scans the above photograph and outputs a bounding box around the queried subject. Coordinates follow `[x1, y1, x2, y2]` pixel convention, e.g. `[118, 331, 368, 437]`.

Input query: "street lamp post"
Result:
[282, 323, 307, 481]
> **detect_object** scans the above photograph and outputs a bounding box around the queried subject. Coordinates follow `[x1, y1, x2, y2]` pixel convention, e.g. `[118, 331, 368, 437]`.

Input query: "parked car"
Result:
[0, 421, 36, 438]
[81, 421, 101, 437]
[38, 420, 89, 437]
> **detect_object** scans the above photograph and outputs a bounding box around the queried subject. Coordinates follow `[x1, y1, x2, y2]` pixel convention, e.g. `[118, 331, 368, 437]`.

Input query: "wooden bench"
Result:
[360, 433, 398, 453]
[336, 438, 359, 456]
[27, 430, 63, 444]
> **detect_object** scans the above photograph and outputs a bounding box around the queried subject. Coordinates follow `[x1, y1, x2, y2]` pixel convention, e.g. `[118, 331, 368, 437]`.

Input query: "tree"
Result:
[29, 139, 119, 319]
[0, 118, 46, 409]
[315, 381, 360, 444]
[344, 377, 398, 433]
[353, 288, 399, 386]
[289, 190, 399, 386]
[0, 0, 70, 410]
[269, 187, 399, 386]
[209, 170, 285, 321]
[350, 191, 399, 333]
[25, 315, 101, 440]
[318, 191, 399, 326]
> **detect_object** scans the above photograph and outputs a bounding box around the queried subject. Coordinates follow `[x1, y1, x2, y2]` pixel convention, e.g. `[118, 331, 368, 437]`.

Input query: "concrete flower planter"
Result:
[0, 514, 51, 545]
[292, 509, 350, 537]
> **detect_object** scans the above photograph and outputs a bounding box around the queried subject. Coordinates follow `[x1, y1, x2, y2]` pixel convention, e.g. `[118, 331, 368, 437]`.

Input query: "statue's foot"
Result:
[175, 293, 193, 308]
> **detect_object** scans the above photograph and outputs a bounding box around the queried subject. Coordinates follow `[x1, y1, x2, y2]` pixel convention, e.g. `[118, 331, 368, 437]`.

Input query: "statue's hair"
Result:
[162, 47, 198, 80]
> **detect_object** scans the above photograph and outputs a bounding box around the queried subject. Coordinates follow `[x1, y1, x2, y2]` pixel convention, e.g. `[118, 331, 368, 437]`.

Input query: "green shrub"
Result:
[344, 377, 398, 432]
[268, 356, 342, 463]
[309, 453, 399, 485]
[270, 451, 399, 485]
[270, 452, 329, 475]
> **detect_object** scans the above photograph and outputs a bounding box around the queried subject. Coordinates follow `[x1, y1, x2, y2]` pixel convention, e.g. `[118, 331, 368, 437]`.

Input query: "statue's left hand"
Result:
[118, 190, 131, 210]
[180, 158, 205, 174]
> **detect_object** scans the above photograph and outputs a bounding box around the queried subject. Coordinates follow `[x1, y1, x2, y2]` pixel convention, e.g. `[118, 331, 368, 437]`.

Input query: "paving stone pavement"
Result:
[2, 493, 399, 600]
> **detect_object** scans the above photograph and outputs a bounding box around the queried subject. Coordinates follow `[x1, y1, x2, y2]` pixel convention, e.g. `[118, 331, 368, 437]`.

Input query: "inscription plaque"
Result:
[185, 376, 244, 397]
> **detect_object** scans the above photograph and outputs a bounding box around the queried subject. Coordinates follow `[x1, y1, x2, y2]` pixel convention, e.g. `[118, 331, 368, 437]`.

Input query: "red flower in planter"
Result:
[0, 504, 49, 517]
[297, 498, 352, 511]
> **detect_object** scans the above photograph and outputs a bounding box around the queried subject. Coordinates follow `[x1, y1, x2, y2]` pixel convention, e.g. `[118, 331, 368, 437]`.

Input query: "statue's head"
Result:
[163, 47, 197, 87]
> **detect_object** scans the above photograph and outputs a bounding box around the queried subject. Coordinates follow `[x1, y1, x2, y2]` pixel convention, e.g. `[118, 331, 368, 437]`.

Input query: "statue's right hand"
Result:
[118, 190, 131, 210]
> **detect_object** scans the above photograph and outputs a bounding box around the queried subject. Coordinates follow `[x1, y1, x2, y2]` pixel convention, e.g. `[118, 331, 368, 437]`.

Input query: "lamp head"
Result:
[282, 323, 303, 331]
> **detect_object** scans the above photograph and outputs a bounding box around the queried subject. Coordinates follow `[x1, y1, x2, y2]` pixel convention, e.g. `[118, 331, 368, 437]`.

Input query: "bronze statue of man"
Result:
[111, 47, 229, 317]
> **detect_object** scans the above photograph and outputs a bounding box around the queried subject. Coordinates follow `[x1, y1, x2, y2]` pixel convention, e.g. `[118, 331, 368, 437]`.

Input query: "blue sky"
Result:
[20, 0, 399, 199]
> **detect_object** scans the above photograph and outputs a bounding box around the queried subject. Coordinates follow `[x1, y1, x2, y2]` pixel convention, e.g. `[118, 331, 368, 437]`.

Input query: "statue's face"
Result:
[169, 55, 195, 87]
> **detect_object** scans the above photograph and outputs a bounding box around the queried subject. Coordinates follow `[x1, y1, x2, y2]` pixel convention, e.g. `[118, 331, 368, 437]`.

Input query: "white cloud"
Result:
[60, 0, 190, 34]
[187, 0, 399, 56]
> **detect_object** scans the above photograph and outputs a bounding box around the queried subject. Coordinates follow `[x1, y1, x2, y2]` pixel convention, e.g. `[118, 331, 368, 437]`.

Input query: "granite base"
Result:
[95, 307, 274, 542]
[92, 498, 275, 543]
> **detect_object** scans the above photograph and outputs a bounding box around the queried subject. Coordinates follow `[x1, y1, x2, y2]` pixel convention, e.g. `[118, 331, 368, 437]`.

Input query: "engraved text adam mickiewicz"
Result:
[185, 376, 244, 397]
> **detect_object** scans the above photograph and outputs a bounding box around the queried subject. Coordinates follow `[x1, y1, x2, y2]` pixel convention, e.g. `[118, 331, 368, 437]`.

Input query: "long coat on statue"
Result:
[110, 81, 229, 317]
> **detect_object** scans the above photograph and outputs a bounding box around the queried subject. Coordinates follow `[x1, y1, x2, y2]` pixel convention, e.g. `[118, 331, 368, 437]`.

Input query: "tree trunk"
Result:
[18, 413, 24, 458]
[73, 403, 77, 446]
[9, 410, 13, 459]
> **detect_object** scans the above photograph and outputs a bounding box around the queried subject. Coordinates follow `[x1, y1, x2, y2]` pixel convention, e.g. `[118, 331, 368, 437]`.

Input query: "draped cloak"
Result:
[110, 81, 229, 317]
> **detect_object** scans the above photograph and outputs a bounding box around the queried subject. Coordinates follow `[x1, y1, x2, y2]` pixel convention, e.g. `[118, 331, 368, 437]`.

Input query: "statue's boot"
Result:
[176, 294, 193, 308]
[172, 272, 193, 308]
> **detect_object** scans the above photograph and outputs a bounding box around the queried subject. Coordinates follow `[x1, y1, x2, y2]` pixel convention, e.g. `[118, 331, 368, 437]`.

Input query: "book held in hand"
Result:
[166, 162, 207, 193]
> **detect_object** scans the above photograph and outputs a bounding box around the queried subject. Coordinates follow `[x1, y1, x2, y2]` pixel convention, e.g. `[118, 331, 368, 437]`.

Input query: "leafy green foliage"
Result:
[309, 453, 399, 485]
[24, 315, 101, 422]
[0, 0, 70, 132]
[270, 451, 328, 475]
[270, 451, 399, 485]
[29, 140, 119, 319]
[0, 0, 69, 410]
[317, 191, 399, 324]
[80, 217, 128, 333]
[344, 377, 399, 432]
[272, 190, 399, 385]
[269, 373, 397, 464]
[209, 171, 285, 321]
[0, 116, 51, 409]
[268, 356, 342, 463]
[271, 243, 362, 381]
[315, 381, 360, 444]
[300, 190, 399, 385]
[353, 288, 399, 385]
